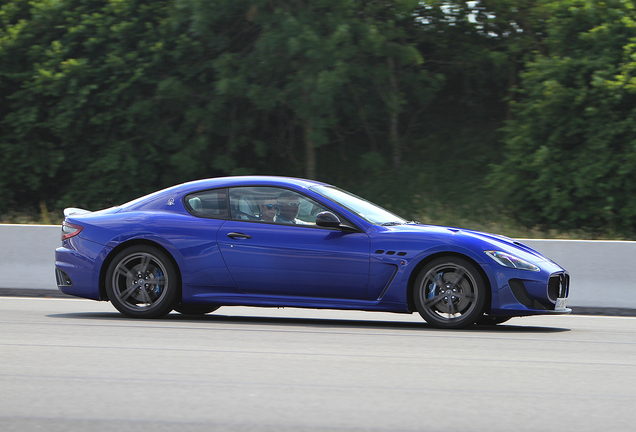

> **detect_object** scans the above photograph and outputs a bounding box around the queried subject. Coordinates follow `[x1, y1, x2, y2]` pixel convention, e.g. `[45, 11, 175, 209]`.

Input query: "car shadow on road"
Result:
[47, 310, 571, 333]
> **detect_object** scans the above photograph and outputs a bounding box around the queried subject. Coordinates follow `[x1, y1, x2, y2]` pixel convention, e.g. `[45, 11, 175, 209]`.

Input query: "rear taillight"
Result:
[61, 221, 83, 240]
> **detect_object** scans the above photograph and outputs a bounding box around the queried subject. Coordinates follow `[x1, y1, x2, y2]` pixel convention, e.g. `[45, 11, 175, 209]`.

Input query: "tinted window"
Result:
[184, 189, 228, 219]
[229, 187, 328, 225]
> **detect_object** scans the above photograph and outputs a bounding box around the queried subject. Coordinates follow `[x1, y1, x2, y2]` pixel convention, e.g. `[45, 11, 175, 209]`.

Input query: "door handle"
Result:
[227, 232, 252, 239]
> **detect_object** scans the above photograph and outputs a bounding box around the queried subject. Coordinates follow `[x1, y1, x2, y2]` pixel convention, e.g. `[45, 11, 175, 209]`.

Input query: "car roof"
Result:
[119, 176, 332, 210]
[178, 176, 329, 192]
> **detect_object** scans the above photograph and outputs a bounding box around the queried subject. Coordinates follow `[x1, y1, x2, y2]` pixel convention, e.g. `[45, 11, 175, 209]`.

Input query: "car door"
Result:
[217, 186, 371, 300]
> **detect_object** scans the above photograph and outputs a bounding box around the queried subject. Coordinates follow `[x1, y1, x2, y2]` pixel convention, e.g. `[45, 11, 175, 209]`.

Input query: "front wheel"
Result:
[413, 257, 487, 329]
[105, 245, 179, 318]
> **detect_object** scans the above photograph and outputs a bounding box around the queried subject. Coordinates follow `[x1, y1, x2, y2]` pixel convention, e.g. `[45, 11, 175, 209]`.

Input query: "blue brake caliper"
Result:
[427, 272, 442, 299]
[153, 268, 164, 297]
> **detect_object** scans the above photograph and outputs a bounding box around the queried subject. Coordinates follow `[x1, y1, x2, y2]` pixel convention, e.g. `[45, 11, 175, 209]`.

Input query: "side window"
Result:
[229, 187, 329, 225]
[184, 188, 228, 219]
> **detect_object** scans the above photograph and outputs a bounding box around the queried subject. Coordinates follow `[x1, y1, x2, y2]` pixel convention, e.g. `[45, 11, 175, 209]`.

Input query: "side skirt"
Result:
[185, 290, 409, 313]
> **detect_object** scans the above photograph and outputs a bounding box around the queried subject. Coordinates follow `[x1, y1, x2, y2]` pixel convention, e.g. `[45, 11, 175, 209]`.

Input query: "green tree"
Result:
[492, 0, 636, 234]
[0, 0, 263, 211]
[352, 0, 441, 173]
[0, 0, 534, 223]
[0, 0, 178, 209]
[208, 0, 359, 180]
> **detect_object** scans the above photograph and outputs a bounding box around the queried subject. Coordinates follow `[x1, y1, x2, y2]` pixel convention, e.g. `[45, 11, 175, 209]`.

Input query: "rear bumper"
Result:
[55, 237, 109, 301]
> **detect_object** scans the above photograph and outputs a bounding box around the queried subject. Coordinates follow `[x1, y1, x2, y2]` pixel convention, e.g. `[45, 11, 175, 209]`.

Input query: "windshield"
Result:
[310, 185, 407, 225]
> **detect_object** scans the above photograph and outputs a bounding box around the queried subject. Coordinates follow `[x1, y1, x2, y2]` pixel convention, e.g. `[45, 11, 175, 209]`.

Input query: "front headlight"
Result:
[484, 250, 540, 272]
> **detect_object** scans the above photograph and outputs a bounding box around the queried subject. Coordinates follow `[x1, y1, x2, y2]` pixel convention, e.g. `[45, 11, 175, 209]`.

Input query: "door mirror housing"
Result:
[315, 211, 342, 228]
[316, 211, 358, 232]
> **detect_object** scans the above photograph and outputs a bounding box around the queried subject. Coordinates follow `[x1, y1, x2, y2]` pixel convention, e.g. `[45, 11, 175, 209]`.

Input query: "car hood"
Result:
[461, 229, 550, 260]
[379, 223, 553, 264]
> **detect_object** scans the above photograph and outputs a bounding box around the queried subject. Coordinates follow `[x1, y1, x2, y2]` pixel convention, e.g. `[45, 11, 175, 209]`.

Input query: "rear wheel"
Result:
[105, 245, 178, 318]
[413, 257, 486, 329]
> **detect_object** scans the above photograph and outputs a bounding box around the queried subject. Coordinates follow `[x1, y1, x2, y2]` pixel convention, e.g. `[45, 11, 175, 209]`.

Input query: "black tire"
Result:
[413, 257, 487, 329]
[105, 245, 179, 318]
[173, 304, 220, 316]
[476, 315, 513, 326]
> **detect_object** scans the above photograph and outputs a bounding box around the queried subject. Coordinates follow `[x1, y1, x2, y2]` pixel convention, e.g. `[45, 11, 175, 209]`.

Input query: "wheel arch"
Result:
[406, 252, 492, 314]
[99, 239, 183, 302]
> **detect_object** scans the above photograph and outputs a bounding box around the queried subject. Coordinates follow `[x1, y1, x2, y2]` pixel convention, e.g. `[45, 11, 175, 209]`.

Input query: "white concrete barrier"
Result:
[0, 225, 634, 309]
[0, 224, 60, 290]
[521, 239, 636, 308]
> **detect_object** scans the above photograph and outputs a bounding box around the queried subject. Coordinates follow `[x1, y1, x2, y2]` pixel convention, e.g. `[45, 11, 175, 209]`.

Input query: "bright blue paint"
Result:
[55, 176, 570, 321]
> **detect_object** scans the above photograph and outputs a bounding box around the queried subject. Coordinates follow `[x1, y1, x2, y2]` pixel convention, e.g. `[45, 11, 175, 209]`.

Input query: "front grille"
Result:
[548, 273, 569, 301]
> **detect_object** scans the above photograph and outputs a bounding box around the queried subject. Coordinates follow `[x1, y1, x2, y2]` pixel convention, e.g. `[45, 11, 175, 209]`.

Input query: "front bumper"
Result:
[486, 263, 571, 316]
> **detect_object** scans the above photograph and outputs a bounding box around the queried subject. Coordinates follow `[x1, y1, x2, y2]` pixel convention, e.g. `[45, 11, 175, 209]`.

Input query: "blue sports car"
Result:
[55, 176, 570, 329]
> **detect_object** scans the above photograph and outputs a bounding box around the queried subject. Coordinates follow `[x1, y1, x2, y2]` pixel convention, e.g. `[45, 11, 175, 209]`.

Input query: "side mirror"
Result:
[315, 211, 342, 228]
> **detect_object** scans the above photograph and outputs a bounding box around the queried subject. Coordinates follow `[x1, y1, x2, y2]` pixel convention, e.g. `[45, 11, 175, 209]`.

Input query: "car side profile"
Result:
[55, 176, 570, 329]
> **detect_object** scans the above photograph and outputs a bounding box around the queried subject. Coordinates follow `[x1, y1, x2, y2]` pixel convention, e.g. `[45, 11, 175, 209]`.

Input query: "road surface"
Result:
[1, 297, 635, 431]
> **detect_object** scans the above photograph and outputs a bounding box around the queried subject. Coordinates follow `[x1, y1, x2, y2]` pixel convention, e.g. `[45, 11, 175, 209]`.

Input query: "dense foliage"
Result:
[1, 0, 635, 235]
[492, 0, 636, 235]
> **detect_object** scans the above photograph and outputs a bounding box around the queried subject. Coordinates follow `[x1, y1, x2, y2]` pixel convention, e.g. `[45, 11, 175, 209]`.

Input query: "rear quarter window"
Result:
[184, 188, 228, 219]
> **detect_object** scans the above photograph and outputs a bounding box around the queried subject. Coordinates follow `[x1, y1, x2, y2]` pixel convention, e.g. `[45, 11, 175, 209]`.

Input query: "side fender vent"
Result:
[374, 250, 408, 256]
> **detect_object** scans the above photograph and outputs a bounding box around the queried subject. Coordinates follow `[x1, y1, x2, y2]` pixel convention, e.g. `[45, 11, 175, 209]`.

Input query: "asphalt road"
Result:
[1, 297, 635, 432]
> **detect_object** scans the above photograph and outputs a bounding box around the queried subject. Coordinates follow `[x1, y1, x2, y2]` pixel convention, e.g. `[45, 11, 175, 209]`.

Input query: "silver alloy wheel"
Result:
[413, 257, 486, 329]
[110, 251, 169, 312]
[419, 263, 477, 318]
